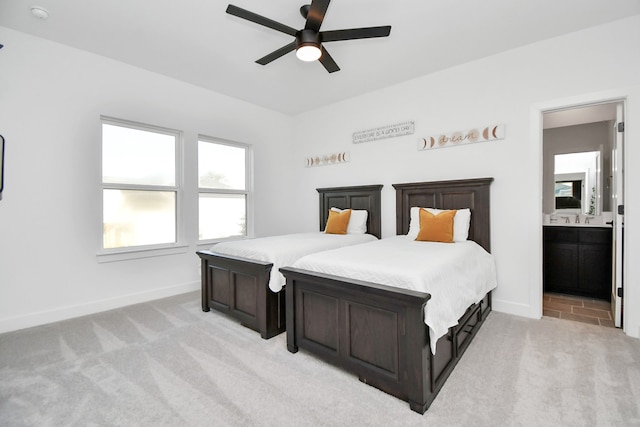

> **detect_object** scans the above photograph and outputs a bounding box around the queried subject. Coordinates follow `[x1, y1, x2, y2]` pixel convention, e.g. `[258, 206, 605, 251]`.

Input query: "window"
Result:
[555, 180, 582, 209]
[101, 118, 180, 250]
[198, 137, 250, 240]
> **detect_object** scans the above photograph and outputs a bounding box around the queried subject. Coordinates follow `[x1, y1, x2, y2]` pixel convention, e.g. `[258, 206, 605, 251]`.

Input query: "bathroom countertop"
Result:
[544, 222, 612, 228]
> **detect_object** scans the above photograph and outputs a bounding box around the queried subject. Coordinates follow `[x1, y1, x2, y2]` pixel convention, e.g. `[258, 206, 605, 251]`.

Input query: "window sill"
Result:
[96, 244, 190, 263]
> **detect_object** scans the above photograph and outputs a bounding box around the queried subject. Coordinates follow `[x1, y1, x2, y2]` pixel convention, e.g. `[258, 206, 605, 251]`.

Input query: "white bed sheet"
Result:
[290, 236, 498, 354]
[211, 232, 378, 292]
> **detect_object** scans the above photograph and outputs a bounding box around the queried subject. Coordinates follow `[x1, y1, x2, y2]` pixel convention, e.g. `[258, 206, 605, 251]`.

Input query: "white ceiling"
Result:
[1, 0, 640, 116]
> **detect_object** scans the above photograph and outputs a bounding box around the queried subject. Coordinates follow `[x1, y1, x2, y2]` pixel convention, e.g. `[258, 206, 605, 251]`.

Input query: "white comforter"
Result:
[290, 236, 498, 354]
[211, 232, 378, 292]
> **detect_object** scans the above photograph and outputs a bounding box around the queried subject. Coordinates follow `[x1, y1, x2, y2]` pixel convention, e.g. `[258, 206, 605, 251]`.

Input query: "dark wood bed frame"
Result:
[196, 184, 382, 339]
[280, 178, 494, 413]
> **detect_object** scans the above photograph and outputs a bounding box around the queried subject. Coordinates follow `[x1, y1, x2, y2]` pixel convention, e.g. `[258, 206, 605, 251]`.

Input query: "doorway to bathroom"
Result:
[541, 100, 625, 329]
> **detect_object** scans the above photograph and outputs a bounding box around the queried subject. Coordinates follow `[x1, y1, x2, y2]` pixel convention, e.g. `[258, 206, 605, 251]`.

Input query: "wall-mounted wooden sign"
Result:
[418, 124, 505, 151]
[353, 121, 414, 144]
[305, 152, 350, 168]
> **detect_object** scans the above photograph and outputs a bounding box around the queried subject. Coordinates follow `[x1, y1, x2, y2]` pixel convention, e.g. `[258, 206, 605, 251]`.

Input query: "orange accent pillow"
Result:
[415, 208, 455, 243]
[325, 209, 352, 234]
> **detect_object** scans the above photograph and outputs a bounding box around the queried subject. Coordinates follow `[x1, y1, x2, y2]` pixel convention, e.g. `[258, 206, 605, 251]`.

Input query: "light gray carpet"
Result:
[1, 291, 639, 426]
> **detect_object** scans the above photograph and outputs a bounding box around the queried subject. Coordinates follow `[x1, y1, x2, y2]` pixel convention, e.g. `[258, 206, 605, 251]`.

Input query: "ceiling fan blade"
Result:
[226, 4, 298, 37]
[321, 26, 391, 42]
[319, 46, 340, 73]
[305, 0, 331, 32]
[255, 41, 297, 65]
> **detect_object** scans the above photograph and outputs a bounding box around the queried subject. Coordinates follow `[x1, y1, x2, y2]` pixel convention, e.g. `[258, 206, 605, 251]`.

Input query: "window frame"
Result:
[97, 116, 184, 262]
[197, 135, 253, 244]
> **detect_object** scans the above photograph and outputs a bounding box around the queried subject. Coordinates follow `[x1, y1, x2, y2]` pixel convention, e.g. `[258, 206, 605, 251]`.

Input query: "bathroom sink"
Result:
[543, 213, 613, 228]
[544, 222, 611, 228]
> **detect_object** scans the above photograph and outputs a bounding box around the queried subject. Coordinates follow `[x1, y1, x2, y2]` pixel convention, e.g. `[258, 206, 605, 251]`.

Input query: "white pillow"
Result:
[330, 207, 368, 234]
[407, 207, 471, 242]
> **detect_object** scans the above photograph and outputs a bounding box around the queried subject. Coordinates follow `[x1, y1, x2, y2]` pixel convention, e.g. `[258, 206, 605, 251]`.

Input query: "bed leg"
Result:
[201, 258, 210, 312]
[409, 400, 428, 415]
[285, 282, 298, 353]
[201, 298, 210, 312]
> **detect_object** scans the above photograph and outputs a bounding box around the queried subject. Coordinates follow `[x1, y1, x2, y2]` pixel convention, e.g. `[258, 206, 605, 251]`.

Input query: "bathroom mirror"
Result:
[543, 104, 617, 218]
[554, 151, 601, 215]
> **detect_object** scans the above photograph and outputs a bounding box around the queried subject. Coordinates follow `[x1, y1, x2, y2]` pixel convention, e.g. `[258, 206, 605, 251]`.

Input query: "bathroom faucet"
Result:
[575, 214, 580, 224]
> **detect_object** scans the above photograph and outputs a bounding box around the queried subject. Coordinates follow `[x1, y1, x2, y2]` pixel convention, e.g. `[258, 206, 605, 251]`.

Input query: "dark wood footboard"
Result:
[281, 268, 491, 414]
[198, 250, 284, 339]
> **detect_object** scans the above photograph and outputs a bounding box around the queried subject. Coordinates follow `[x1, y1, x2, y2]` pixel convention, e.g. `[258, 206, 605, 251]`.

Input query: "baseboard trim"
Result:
[492, 298, 537, 319]
[0, 281, 200, 334]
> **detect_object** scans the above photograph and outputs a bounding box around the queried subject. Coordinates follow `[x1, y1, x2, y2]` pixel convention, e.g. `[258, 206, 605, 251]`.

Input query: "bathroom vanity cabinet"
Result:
[543, 226, 612, 301]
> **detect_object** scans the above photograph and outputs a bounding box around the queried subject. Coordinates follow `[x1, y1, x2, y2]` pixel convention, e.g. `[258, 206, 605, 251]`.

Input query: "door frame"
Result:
[611, 102, 624, 327]
[531, 90, 627, 332]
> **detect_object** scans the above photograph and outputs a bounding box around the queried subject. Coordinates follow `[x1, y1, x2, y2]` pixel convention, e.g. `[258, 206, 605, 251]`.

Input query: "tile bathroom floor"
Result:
[543, 293, 614, 327]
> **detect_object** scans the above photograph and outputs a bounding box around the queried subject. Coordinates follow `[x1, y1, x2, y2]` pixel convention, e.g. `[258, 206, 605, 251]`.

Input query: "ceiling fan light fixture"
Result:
[296, 29, 321, 62]
[296, 44, 321, 62]
[226, 3, 391, 72]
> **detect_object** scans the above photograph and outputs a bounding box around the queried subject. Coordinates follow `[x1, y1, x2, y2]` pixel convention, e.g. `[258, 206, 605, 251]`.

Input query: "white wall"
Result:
[291, 16, 640, 339]
[0, 27, 295, 332]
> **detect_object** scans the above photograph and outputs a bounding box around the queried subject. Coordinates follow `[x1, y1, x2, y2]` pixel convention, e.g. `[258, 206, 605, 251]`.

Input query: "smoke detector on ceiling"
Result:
[30, 6, 49, 20]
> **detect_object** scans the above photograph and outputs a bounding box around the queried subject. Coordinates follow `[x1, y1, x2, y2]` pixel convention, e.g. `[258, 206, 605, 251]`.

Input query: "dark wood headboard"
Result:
[392, 178, 493, 252]
[317, 185, 383, 239]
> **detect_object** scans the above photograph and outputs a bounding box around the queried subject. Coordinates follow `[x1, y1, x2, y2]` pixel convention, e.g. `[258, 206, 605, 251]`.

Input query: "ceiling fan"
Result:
[226, 0, 391, 73]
